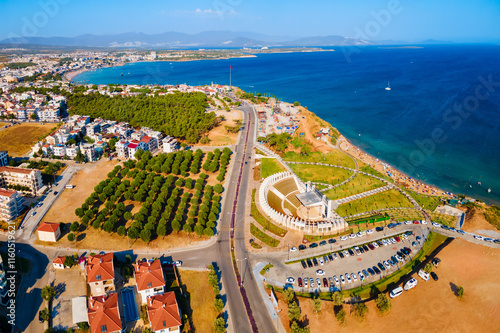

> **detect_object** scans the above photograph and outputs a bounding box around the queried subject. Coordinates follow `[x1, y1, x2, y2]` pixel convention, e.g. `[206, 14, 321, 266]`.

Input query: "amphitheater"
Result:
[259, 171, 348, 234]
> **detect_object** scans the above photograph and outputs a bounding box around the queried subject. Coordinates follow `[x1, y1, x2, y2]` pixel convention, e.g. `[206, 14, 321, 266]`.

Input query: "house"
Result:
[147, 292, 182, 333]
[88, 293, 122, 333]
[134, 259, 165, 303]
[140, 135, 159, 152]
[86, 253, 115, 296]
[53, 256, 66, 269]
[115, 140, 129, 159]
[162, 136, 178, 153]
[36, 222, 61, 242]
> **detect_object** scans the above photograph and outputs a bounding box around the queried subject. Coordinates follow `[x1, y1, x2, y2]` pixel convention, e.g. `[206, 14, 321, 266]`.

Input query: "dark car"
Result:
[298, 278, 303, 287]
[397, 251, 405, 258]
[387, 223, 396, 229]
[338, 252, 344, 259]
[359, 247, 365, 254]
[362, 245, 369, 252]
[431, 272, 439, 281]
[323, 278, 328, 288]
[376, 226, 384, 232]
[54, 191, 58, 195]
[299, 245, 307, 251]
[312, 258, 318, 266]
[319, 240, 327, 246]
[39, 310, 44, 323]
[307, 259, 313, 268]
[432, 258, 441, 267]
[309, 242, 318, 249]
[368, 243, 375, 250]
[377, 240, 384, 247]
[348, 248, 355, 256]
[328, 238, 337, 244]
[378, 263, 386, 271]
[301, 260, 307, 269]
[323, 256, 329, 264]
[367, 267, 375, 276]
[494, 239, 500, 244]
[328, 254, 334, 261]
[373, 266, 381, 274]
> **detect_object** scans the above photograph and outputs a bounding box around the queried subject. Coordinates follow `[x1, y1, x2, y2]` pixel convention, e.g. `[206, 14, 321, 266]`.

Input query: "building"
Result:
[147, 292, 182, 333]
[36, 222, 61, 242]
[140, 135, 159, 152]
[0, 256, 8, 304]
[53, 256, 66, 269]
[115, 140, 129, 159]
[0, 166, 44, 196]
[88, 293, 122, 333]
[134, 259, 165, 303]
[0, 151, 8, 167]
[86, 253, 115, 296]
[0, 189, 24, 222]
[162, 136, 178, 153]
[81, 144, 97, 162]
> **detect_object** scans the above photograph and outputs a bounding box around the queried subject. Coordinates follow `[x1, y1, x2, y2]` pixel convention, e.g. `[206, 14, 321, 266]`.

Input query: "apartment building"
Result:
[0, 189, 24, 222]
[0, 166, 43, 196]
[0, 151, 8, 167]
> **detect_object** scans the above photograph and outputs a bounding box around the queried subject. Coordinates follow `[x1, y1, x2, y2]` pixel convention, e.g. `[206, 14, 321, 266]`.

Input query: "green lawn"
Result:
[283, 150, 356, 169]
[251, 189, 287, 237]
[406, 189, 442, 210]
[337, 189, 414, 217]
[250, 224, 280, 247]
[428, 212, 457, 227]
[359, 163, 393, 182]
[324, 173, 386, 200]
[261, 158, 286, 178]
[381, 209, 425, 222]
[289, 164, 353, 186]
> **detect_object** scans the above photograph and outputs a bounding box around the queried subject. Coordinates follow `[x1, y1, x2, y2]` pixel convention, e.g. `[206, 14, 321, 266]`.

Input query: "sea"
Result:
[74, 44, 500, 205]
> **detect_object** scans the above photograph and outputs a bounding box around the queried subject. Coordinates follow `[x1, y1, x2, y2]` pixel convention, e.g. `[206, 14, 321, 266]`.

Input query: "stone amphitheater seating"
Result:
[273, 178, 298, 197]
[267, 190, 285, 215]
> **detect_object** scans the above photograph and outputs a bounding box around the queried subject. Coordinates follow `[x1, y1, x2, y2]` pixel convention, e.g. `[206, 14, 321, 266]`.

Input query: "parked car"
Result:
[431, 272, 439, 281]
[394, 236, 401, 242]
[298, 278, 303, 287]
[328, 238, 336, 244]
[378, 263, 386, 271]
[310, 278, 315, 288]
[349, 233, 356, 239]
[418, 269, 430, 281]
[367, 267, 376, 276]
[307, 259, 313, 268]
[323, 256, 329, 264]
[362, 269, 370, 278]
[343, 250, 349, 257]
[362, 245, 369, 252]
[368, 243, 375, 250]
[432, 258, 441, 267]
[332, 253, 338, 260]
[404, 278, 418, 291]
[340, 275, 345, 285]
[318, 257, 324, 265]
[304, 278, 308, 288]
[345, 273, 352, 283]
[301, 261, 307, 269]
[340, 235, 348, 241]
[174, 261, 182, 267]
[309, 242, 318, 248]
[358, 271, 365, 281]
[290, 247, 297, 252]
[286, 277, 295, 284]
[333, 275, 340, 285]
[323, 278, 328, 288]
[39, 310, 44, 323]
[348, 248, 355, 256]
[316, 269, 325, 276]
[319, 240, 327, 246]
[312, 258, 318, 266]
[432, 222, 440, 227]
[376, 226, 384, 232]
[366, 229, 374, 234]
[390, 286, 403, 298]
[299, 245, 307, 250]
[338, 252, 344, 259]
[373, 266, 381, 274]
[473, 235, 483, 240]
[351, 273, 357, 282]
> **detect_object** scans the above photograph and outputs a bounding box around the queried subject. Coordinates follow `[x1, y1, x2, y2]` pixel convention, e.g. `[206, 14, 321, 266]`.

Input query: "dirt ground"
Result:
[43, 159, 121, 223]
[204, 109, 242, 146]
[295, 107, 334, 154]
[0, 122, 55, 156]
[461, 207, 500, 237]
[52, 268, 87, 331]
[276, 238, 500, 333]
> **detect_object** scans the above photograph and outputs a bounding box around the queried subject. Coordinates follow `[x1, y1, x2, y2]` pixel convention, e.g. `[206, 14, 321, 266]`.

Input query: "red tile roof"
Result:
[0, 188, 16, 198]
[88, 293, 122, 333]
[37, 222, 60, 233]
[53, 256, 65, 265]
[86, 253, 115, 283]
[140, 135, 152, 144]
[0, 166, 33, 175]
[127, 143, 138, 149]
[134, 260, 165, 292]
[147, 292, 182, 331]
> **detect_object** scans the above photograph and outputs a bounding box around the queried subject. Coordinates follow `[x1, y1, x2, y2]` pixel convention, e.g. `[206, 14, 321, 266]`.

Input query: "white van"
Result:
[418, 269, 430, 281]
[390, 287, 403, 298]
[65, 184, 74, 189]
[404, 278, 418, 291]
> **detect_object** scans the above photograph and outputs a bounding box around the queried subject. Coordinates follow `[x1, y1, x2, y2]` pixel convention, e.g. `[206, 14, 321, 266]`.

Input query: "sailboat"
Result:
[488, 188, 491, 193]
[385, 81, 391, 91]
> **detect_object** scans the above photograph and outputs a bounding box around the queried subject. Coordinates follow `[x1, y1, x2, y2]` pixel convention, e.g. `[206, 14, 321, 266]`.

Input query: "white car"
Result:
[383, 261, 391, 268]
[432, 222, 440, 227]
[421, 220, 428, 225]
[404, 220, 412, 225]
[351, 273, 358, 282]
[340, 275, 346, 285]
[349, 234, 356, 239]
[395, 255, 403, 262]
[343, 250, 349, 257]
[390, 286, 403, 298]
[401, 233, 408, 239]
[286, 277, 295, 284]
[366, 229, 374, 235]
[382, 239, 388, 246]
[304, 278, 309, 287]
[473, 235, 483, 240]
[332, 253, 338, 260]
[390, 237, 397, 244]
[404, 278, 418, 291]
[333, 275, 340, 285]
[174, 261, 182, 267]
[316, 278, 321, 287]
[316, 269, 325, 276]
[345, 273, 352, 283]
[357, 231, 366, 237]
[372, 242, 379, 248]
[418, 269, 430, 281]
[340, 235, 348, 241]
[358, 271, 365, 281]
[310, 278, 315, 288]
[318, 257, 324, 265]
[290, 247, 297, 252]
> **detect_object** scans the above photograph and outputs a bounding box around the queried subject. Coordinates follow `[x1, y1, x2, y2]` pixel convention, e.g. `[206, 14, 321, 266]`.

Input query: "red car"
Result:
[395, 236, 401, 242]
[323, 278, 328, 288]
[298, 278, 303, 287]
[413, 220, 420, 224]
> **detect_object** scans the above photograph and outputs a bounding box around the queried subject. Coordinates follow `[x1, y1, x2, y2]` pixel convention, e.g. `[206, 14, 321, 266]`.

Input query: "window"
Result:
[147, 282, 152, 288]
[163, 320, 166, 327]
[96, 274, 101, 281]
[100, 325, 107, 332]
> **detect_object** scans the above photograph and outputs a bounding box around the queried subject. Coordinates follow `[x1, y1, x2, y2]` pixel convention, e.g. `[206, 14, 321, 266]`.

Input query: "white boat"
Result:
[385, 81, 391, 91]
[488, 188, 491, 193]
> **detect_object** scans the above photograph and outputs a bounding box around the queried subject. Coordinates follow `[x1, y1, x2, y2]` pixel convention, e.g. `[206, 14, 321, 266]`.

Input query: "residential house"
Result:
[86, 253, 115, 296]
[147, 292, 182, 333]
[162, 136, 178, 153]
[140, 135, 159, 152]
[88, 293, 123, 333]
[36, 222, 61, 242]
[134, 259, 165, 303]
[53, 256, 66, 269]
[115, 140, 129, 159]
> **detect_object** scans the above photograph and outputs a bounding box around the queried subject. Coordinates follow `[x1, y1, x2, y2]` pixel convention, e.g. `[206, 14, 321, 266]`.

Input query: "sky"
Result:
[0, 0, 499, 42]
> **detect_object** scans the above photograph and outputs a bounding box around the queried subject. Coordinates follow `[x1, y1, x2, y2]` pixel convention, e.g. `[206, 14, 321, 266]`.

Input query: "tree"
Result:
[290, 321, 310, 333]
[283, 289, 295, 304]
[67, 233, 75, 242]
[77, 322, 90, 331]
[293, 101, 300, 106]
[312, 296, 322, 313]
[40, 308, 50, 322]
[332, 291, 344, 306]
[214, 297, 224, 312]
[213, 317, 225, 333]
[157, 224, 167, 238]
[375, 293, 391, 314]
[353, 302, 369, 320]
[70, 221, 79, 232]
[63, 255, 77, 267]
[213, 184, 223, 194]
[41, 285, 55, 301]
[194, 224, 204, 236]
[456, 285, 464, 299]
[335, 308, 346, 323]
[127, 227, 139, 239]
[287, 301, 301, 321]
[140, 229, 152, 243]
[172, 220, 181, 233]
[204, 227, 214, 237]
[117, 226, 126, 236]
[424, 262, 433, 273]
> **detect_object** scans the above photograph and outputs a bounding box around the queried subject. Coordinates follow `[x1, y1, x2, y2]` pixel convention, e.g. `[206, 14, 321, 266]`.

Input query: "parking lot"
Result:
[266, 226, 427, 292]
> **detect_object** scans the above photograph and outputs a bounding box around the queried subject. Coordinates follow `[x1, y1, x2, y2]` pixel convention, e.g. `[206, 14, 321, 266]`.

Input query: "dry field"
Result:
[294, 107, 334, 154]
[276, 237, 500, 333]
[0, 122, 55, 156]
[205, 109, 242, 146]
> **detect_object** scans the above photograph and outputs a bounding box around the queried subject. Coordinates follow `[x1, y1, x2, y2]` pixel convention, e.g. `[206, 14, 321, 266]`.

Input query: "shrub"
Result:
[335, 308, 346, 323]
[456, 285, 464, 298]
[41, 285, 55, 301]
[353, 302, 369, 320]
[67, 233, 75, 242]
[375, 293, 391, 314]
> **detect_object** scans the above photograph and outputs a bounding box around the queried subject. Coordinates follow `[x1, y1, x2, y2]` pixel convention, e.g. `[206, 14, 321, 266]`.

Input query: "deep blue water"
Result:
[74, 44, 500, 204]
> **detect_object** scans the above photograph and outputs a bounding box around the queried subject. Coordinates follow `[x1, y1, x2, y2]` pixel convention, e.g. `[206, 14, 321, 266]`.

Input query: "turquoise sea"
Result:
[74, 44, 500, 204]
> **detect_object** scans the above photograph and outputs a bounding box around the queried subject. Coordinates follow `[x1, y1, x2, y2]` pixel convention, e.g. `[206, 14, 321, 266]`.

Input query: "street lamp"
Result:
[237, 257, 248, 285]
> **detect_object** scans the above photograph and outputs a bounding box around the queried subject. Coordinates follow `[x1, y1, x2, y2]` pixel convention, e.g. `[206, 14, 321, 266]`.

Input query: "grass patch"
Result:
[337, 189, 414, 217]
[253, 161, 261, 181]
[303, 230, 354, 243]
[179, 270, 219, 333]
[283, 150, 355, 169]
[256, 148, 266, 156]
[428, 212, 457, 227]
[260, 264, 274, 275]
[261, 158, 286, 178]
[406, 189, 442, 210]
[324, 173, 386, 200]
[484, 205, 500, 230]
[289, 164, 353, 186]
[250, 224, 280, 247]
[0, 123, 56, 156]
[359, 163, 393, 182]
[381, 209, 425, 222]
[251, 189, 287, 237]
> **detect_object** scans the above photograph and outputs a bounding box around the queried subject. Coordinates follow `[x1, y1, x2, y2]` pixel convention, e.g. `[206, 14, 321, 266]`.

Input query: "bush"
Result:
[214, 317, 225, 333]
[353, 302, 368, 320]
[424, 262, 433, 273]
[67, 233, 75, 242]
[214, 297, 224, 312]
[77, 322, 90, 330]
[335, 308, 346, 323]
[312, 296, 322, 313]
[456, 285, 464, 298]
[375, 293, 391, 314]
[41, 285, 55, 301]
[287, 301, 301, 321]
[283, 289, 295, 304]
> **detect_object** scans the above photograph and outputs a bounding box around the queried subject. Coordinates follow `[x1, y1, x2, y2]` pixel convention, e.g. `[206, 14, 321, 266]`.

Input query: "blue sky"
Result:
[1, 0, 499, 42]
